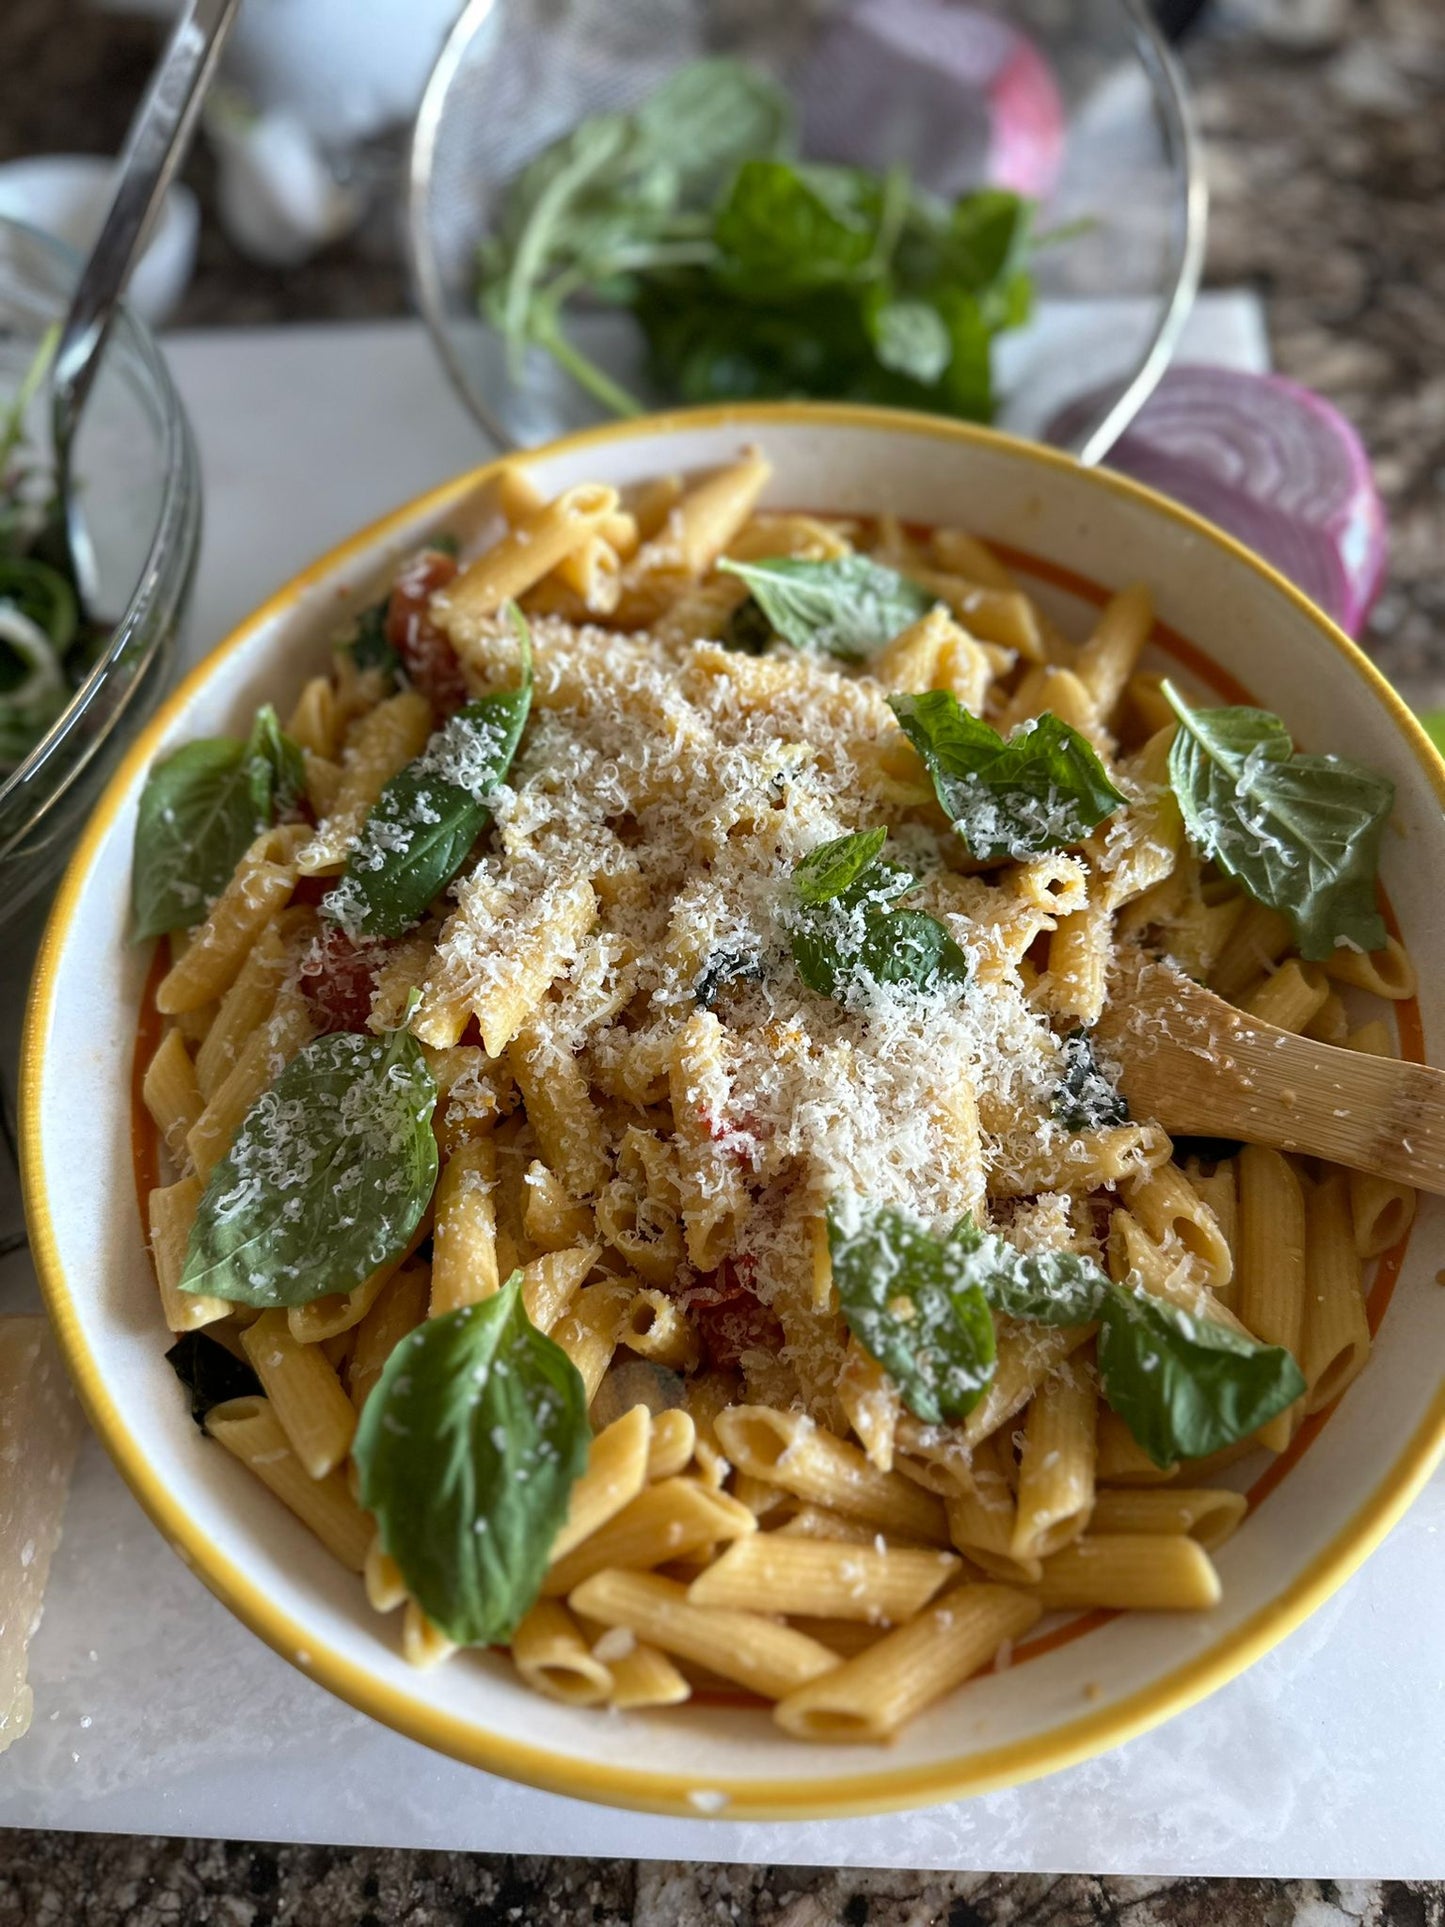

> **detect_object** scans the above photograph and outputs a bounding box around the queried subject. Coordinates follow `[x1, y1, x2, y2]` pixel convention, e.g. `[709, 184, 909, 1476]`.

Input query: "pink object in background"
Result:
[800, 0, 1065, 201]
[1052, 366, 1388, 636]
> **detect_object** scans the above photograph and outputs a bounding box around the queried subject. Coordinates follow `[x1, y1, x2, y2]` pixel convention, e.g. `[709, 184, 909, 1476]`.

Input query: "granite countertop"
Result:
[1, 0, 1442, 1919]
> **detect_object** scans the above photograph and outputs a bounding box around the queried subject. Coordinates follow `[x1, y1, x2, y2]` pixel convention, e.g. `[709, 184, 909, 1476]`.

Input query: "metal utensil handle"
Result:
[52, 0, 241, 431]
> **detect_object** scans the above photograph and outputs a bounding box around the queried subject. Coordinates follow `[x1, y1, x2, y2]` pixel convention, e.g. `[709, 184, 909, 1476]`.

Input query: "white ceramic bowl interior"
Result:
[25, 408, 1445, 1819]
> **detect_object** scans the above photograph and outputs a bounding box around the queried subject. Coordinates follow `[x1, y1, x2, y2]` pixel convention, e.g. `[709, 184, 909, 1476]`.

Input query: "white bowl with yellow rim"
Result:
[21, 404, 1445, 1819]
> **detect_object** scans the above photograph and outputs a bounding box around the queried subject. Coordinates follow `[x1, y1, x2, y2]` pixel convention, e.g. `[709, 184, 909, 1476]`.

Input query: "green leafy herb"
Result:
[165, 1330, 262, 1429]
[346, 597, 400, 679]
[1164, 681, 1394, 961]
[827, 1198, 997, 1424]
[1097, 1287, 1305, 1468]
[178, 1024, 438, 1308]
[1054, 1028, 1130, 1132]
[947, 1214, 1111, 1327]
[475, 57, 1043, 425]
[794, 827, 890, 906]
[327, 610, 533, 939]
[353, 1275, 590, 1645]
[889, 690, 1126, 861]
[788, 830, 967, 1002]
[717, 555, 931, 662]
[131, 705, 307, 941]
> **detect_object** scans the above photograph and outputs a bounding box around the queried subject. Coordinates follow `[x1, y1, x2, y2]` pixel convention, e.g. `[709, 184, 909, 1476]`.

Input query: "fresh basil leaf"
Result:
[827, 1198, 997, 1424]
[889, 690, 1126, 861]
[347, 598, 399, 679]
[866, 296, 953, 385]
[165, 1330, 262, 1429]
[794, 828, 889, 906]
[131, 704, 305, 941]
[354, 1275, 590, 1646]
[1163, 681, 1393, 961]
[178, 1024, 438, 1308]
[633, 58, 792, 193]
[717, 555, 931, 662]
[327, 612, 533, 939]
[946, 1214, 1110, 1327]
[1097, 1285, 1306, 1467]
[714, 160, 885, 297]
[791, 904, 968, 1002]
[942, 190, 1033, 295]
[1054, 1028, 1130, 1132]
[693, 949, 764, 1009]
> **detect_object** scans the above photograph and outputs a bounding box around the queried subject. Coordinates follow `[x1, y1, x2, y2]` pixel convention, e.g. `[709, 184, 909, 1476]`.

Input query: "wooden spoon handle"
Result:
[1105, 963, 1445, 1194]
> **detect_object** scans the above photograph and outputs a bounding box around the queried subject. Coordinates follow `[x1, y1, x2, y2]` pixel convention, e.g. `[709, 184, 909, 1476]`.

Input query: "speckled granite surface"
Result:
[1, 0, 1442, 1916]
[2, 1846, 1445, 1927]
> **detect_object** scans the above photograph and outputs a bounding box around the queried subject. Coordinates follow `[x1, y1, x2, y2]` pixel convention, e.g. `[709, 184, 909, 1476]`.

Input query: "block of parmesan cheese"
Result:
[0, 1316, 84, 1754]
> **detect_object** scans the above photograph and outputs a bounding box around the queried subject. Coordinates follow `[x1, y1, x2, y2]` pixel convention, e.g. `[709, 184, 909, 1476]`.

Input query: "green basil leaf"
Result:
[713, 160, 885, 297]
[328, 613, 533, 939]
[791, 905, 968, 1001]
[633, 58, 792, 193]
[346, 597, 399, 679]
[1054, 1028, 1130, 1132]
[131, 704, 304, 941]
[1097, 1285, 1306, 1467]
[165, 1330, 262, 1430]
[179, 1025, 438, 1308]
[889, 690, 1126, 860]
[794, 827, 889, 906]
[866, 296, 953, 384]
[717, 555, 931, 662]
[947, 1214, 1110, 1327]
[1163, 681, 1394, 961]
[827, 1198, 997, 1424]
[941, 190, 1033, 294]
[354, 1275, 590, 1645]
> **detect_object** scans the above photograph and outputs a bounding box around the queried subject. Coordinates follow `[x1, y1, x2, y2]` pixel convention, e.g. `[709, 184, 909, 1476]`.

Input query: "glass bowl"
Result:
[407, 0, 1205, 463]
[0, 218, 201, 921]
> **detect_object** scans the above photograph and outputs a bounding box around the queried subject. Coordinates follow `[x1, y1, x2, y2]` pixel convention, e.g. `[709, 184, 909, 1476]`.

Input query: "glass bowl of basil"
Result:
[0, 218, 200, 922]
[408, 0, 1203, 462]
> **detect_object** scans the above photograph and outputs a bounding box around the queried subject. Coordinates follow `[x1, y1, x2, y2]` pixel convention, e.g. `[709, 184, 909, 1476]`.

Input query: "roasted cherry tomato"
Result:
[386, 548, 466, 713]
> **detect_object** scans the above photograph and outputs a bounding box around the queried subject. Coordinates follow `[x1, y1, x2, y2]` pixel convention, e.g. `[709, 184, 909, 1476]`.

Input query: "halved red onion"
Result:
[1051, 366, 1387, 635]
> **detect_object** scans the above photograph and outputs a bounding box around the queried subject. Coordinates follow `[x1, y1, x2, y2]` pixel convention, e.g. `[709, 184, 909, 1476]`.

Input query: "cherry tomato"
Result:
[685, 1257, 783, 1371]
[297, 924, 385, 1034]
[386, 548, 466, 712]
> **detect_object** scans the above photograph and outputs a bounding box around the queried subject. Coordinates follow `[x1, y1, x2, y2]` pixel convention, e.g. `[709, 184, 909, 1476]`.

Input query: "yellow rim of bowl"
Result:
[22, 402, 1445, 1820]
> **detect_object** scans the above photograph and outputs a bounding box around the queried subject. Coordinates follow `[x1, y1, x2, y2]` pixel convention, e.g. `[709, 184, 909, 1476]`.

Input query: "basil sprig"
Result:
[1054, 1028, 1130, 1132]
[326, 609, 533, 939]
[788, 828, 968, 1002]
[1163, 681, 1393, 961]
[717, 555, 932, 662]
[828, 1195, 1304, 1465]
[1097, 1291, 1305, 1466]
[131, 705, 306, 941]
[179, 1024, 438, 1308]
[889, 690, 1126, 861]
[828, 1199, 996, 1423]
[354, 1275, 590, 1645]
[345, 596, 399, 680]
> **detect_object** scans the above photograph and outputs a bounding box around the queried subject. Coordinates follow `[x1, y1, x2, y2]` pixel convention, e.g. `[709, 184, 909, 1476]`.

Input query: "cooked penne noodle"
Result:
[549, 1404, 651, 1563]
[773, 1585, 1041, 1742]
[715, 1407, 948, 1544]
[545, 1476, 756, 1598]
[148, 1177, 228, 1332]
[1348, 1168, 1416, 1259]
[240, 1310, 358, 1478]
[567, 1570, 837, 1701]
[686, 1534, 960, 1624]
[143, 1026, 203, 1165]
[1303, 1170, 1372, 1412]
[512, 1599, 614, 1705]
[1088, 1487, 1247, 1552]
[1236, 1146, 1308, 1450]
[1010, 1359, 1096, 1564]
[205, 1396, 370, 1571]
[1032, 1534, 1221, 1611]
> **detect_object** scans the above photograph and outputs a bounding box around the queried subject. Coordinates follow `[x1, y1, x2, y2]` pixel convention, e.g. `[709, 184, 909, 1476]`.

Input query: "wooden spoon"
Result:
[1098, 960, 1445, 1194]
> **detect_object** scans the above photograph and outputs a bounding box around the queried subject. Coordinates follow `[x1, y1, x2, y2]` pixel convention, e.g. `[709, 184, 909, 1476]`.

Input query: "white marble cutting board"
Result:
[10, 305, 1444, 1877]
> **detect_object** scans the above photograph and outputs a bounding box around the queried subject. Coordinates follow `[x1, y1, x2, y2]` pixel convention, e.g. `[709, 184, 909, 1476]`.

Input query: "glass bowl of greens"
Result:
[0, 218, 200, 921]
[407, 0, 1204, 461]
